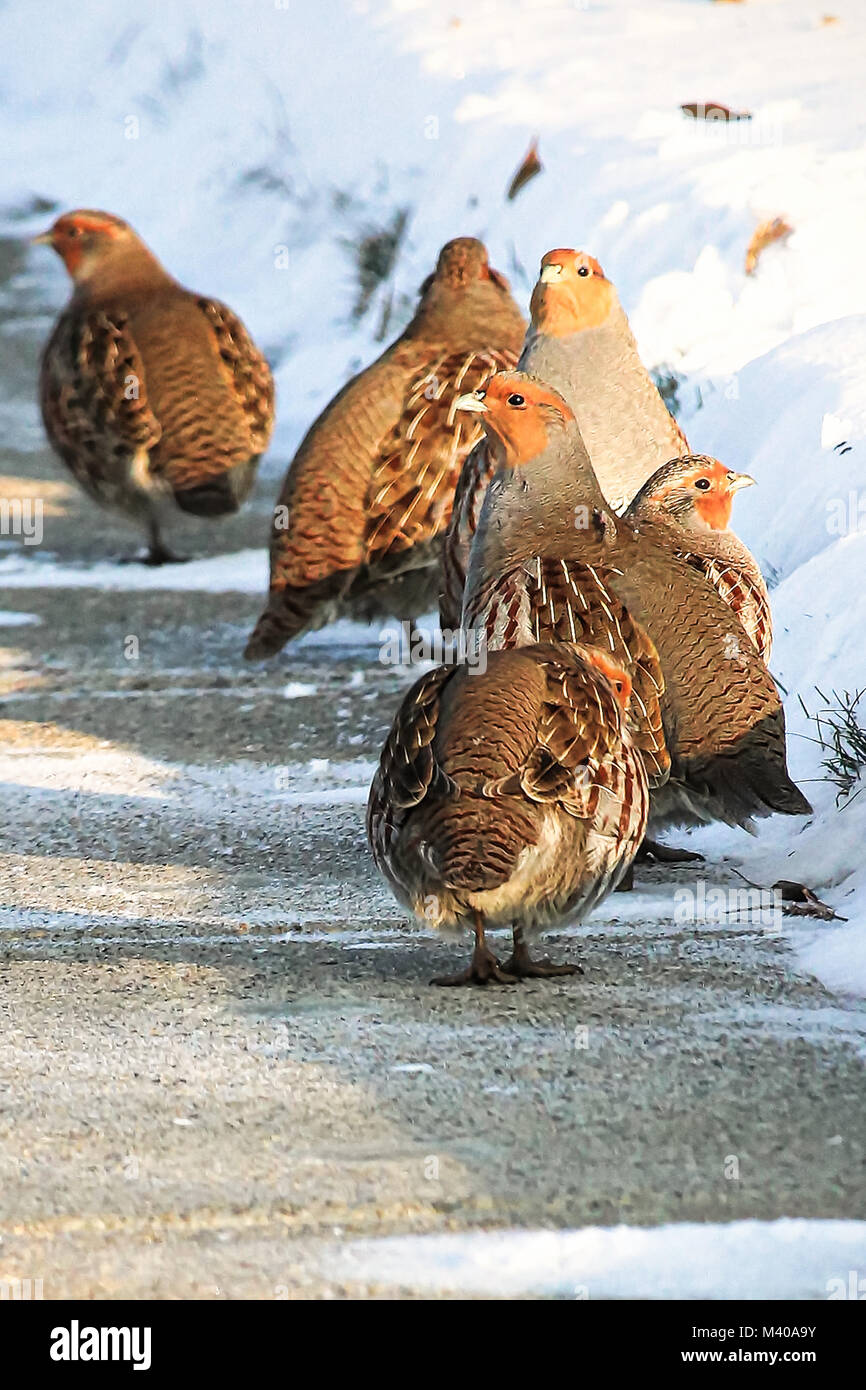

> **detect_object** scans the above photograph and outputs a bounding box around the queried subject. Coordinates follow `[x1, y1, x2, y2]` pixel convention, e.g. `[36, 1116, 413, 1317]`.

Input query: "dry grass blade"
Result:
[798, 686, 866, 806]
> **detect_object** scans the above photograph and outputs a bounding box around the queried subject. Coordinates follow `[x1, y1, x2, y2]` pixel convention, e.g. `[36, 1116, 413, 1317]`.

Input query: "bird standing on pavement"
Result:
[36, 209, 274, 563]
[457, 373, 810, 834]
[244, 237, 525, 659]
[367, 642, 648, 986]
[441, 248, 687, 628]
[624, 455, 772, 662]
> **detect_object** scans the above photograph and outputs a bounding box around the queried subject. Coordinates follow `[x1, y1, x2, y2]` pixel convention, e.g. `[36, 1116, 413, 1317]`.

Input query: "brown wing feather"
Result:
[247, 344, 517, 656]
[363, 347, 517, 564]
[465, 557, 671, 788]
[517, 651, 638, 817]
[689, 554, 773, 663]
[194, 296, 275, 454]
[440, 435, 496, 629]
[367, 645, 650, 910]
[367, 662, 457, 864]
[39, 308, 161, 503]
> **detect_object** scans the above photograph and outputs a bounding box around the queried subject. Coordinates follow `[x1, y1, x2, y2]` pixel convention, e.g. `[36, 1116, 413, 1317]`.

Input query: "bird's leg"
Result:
[500, 926, 583, 980]
[431, 911, 518, 987]
[637, 837, 704, 865]
[143, 516, 190, 566]
[615, 861, 635, 893]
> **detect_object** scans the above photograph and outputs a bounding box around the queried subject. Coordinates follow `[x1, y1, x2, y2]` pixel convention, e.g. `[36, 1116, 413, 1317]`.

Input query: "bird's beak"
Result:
[728, 472, 756, 491]
[539, 263, 564, 284]
[455, 392, 488, 414]
[31, 229, 54, 247]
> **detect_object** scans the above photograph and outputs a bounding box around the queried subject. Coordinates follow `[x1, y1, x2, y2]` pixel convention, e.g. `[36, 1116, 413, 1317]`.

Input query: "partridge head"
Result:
[457, 370, 578, 468]
[628, 455, 756, 535]
[33, 210, 169, 292]
[529, 249, 615, 335]
[626, 455, 772, 663]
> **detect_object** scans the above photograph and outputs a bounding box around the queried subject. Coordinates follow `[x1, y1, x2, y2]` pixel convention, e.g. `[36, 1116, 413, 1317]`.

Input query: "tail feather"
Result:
[173, 457, 259, 518]
[244, 571, 352, 659]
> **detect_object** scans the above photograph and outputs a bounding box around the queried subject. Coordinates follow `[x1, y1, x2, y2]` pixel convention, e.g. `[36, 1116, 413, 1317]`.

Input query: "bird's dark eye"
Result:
[507, 393, 525, 406]
[67, 227, 80, 238]
[577, 266, 590, 277]
[695, 478, 711, 490]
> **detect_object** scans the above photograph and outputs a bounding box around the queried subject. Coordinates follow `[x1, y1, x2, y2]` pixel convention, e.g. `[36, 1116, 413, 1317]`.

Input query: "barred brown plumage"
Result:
[440, 247, 688, 630]
[366, 642, 649, 986]
[244, 237, 525, 659]
[464, 555, 671, 788]
[625, 455, 772, 663]
[458, 372, 811, 834]
[36, 209, 274, 563]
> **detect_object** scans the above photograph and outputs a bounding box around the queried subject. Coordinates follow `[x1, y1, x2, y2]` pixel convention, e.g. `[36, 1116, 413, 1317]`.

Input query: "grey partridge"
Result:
[457, 373, 810, 834]
[36, 209, 274, 563]
[244, 237, 525, 659]
[367, 642, 649, 986]
[625, 455, 772, 663]
[440, 248, 687, 628]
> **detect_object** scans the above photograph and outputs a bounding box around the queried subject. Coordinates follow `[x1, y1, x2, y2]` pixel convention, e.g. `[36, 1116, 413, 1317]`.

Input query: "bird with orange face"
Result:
[441, 248, 687, 629]
[625, 455, 772, 663]
[35, 209, 274, 563]
[456, 372, 809, 834]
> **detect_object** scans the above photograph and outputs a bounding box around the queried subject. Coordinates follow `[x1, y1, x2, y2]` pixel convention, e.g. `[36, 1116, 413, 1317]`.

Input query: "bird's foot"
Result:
[638, 838, 704, 865]
[431, 942, 518, 988]
[116, 546, 191, 567]
[144, 544, 191, 567]
[500, 938, 583, 980]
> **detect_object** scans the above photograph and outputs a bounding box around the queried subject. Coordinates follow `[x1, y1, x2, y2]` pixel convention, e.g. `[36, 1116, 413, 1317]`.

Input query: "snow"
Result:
[0, 609, 41, 625]
[327, 1219, 866, 1299]
[0, 549, 267, 592]
[2, 0, 866, 999]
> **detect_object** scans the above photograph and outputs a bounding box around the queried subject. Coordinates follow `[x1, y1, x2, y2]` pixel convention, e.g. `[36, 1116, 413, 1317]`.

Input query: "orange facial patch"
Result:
[531, 249, 613, 335]
[675, 459, 735, 531]
[583, 648, 632, 710]
[478, 374, 573, 466]
[482, 374, 573, 416]
[49, 212, 125, 274]
[694, 490, 733, 531]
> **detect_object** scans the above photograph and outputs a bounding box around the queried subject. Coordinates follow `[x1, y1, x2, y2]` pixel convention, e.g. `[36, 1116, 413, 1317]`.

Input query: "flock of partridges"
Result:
[33, 211, 810, 986]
